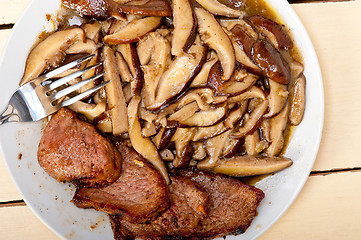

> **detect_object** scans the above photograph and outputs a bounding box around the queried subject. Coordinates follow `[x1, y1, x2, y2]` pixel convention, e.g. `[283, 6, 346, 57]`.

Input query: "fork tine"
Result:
[59, 80, 110, 108]
[33, 54, 96, 84]
[43, 62, 102, 91]
[49, 72, 105, 102]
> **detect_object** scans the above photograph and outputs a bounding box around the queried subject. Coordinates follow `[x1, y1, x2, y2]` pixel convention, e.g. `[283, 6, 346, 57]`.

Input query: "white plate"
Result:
[0, 0, 324, 239]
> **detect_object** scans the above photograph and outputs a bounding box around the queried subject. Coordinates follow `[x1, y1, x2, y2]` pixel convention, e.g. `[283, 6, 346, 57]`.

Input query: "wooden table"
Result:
[1, 0, 361, 239]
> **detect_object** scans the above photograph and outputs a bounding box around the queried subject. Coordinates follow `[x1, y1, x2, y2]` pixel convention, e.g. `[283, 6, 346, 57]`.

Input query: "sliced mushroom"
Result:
[264, 79, 289, 118]
[171, 0, 197, 56]
[192, 104, 245, 141]
[230, 23, 257, 58]
[192, 142, 206, 160]
[222, 137, 244, 158]
[227, 86, 266, 104]
[139, 107, 158, 137]
[177, 87, 227, 111]
[193, 122, 228, 141]
[148, 36, 207, 110]
[65, 39, 97, 54]
[68, 101, 106, 121]
[231, 99, 268, 138]
[115, 51, 132, 83]
[190, 51, 218, 88]
[248, 15, 293, 50]
[194, 0, 244, 18]
[108, 17, 134, 35]
[265, 102, 290, 156]
[157, 124, 178, 150]
[259, 118, 271, 142]
[197, 130, 231, 169]
[251, 39, 291, 85]
[233, 43, 262, 75]
[94, 111, 113, 133]
[289, 60, 304, 80]
[116, 43, 143, 96]
[244, 129, 268, 156]
[160, 149, 175, 161]
[179, 103, 227, 127]
[168, 102, 199, 122]
[212, 155, 293, 177]
[171, 128, 195, 168]
[80, 52, 101, 92]
[104, 16, 162, 44]
[82, 21, 102, 43]
[128, 96, 170, 184]
[103, 46, 129, 135]
[289, 74, 306, 126]
[195, 7, 235, 80]
[21, 28, 85, 85]
[224, 103, 247, 128]
[137, 34, 154, 65]
[141, 32, 171, 107]
[219, 72, 259, 96]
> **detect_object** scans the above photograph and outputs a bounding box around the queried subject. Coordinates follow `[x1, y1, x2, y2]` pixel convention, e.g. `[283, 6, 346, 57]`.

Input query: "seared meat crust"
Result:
[109, 174, 208, 240]
[176, 168, 265, 239]
[37, 107, 122, 187]
[72, 140, 169, 223]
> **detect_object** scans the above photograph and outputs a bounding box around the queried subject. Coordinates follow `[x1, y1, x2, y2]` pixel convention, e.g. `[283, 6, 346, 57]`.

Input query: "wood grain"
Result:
[292, 0, 361, 171]
[0, 0, 31, 25]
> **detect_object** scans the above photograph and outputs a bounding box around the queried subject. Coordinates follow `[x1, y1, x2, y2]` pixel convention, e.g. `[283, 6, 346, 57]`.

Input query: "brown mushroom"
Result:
[251, 39, 291, 85]
[212, 155, 293, 177]
[103, 46, 129, 135]
[179, 103, 227, 127]
[195, 7, 235, 80]
[197, 130, 231, 169]
[21, 28, 85, 85]
[265, 102, 290, 156]
[231, 100, 269, 138]
[148, 36, 207, 110]
[141, 32, 171, 107]
[171, 128, 195, 168]
[137, 34, 154, 65]
[104, 16, 162, 44]
[171, 0, 197, 56]
[190, 51, 218, 88]
[263, 78, 289, 118]
[248, 15, 293, 50]
[128, 96, 170, 184]
[116, 43, 143, 96]
[289, 74, 306, 126]
[68, 101, 106, 121]
[194, 0, 244, 18]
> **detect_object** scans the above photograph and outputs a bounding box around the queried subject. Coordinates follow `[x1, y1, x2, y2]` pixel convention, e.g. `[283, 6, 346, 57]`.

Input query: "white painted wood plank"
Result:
[0, 0, 31, 25]
[260, 171, 361, 239]
[292, 0, 361, 171]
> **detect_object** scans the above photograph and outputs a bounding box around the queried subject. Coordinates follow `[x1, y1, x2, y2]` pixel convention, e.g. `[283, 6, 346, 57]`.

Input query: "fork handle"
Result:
[0, 104, 18, 125]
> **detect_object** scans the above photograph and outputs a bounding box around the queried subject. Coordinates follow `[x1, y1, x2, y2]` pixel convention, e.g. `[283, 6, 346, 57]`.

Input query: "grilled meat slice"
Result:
[37, 107, 122, 187]
[109, 174, 208, 240]
[176, 168, 265, 238]
[72, 140, 169, 223]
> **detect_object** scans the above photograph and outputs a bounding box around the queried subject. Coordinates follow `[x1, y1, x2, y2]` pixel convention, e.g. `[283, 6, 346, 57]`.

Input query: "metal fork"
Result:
[0, 54, 108, 125]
